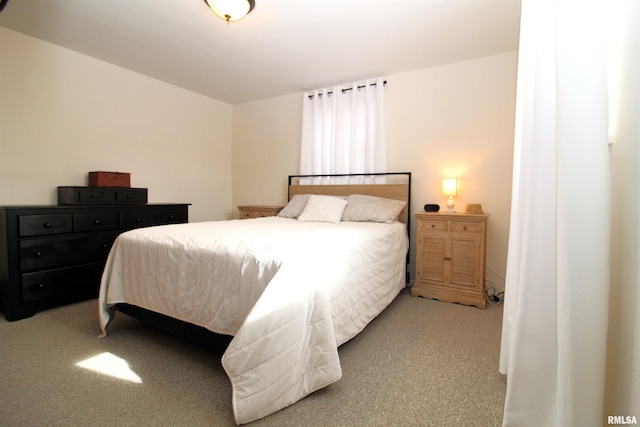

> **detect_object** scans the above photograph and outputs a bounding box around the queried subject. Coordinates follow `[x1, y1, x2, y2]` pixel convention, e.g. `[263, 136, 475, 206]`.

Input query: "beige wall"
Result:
[232, 53, 517, 288]
[231, 93, 302, 216]
[0, 28, 233, 222]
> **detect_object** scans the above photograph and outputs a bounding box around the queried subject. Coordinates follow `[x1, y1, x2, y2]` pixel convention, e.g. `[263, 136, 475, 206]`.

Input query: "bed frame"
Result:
[116, 172, 412, 350]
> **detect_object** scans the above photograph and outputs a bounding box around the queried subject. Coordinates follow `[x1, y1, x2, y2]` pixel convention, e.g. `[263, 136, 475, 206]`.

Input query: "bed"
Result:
[98, 172, 411, 424]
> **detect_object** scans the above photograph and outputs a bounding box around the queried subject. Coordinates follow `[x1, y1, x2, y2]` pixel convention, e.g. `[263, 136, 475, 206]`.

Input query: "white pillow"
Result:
[297, 195, 348, 223]
[341, 194, 406, 223]
[277, 194, 310, 219]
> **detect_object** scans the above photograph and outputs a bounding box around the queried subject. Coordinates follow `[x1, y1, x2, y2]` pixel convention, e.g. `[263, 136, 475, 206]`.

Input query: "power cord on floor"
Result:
[485, 281, 505, 305]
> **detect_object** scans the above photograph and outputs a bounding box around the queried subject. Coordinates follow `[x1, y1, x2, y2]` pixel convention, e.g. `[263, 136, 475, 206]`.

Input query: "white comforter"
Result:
[99, 217, 408, 424]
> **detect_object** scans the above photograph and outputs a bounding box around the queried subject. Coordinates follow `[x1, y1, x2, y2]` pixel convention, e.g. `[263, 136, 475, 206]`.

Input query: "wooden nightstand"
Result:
[412, 212, 489, 308]
[237, 205, 284, 219]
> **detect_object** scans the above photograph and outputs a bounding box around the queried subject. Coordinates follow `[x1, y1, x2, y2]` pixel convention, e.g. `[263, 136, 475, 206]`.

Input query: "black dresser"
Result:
[0, 203, 189, 321]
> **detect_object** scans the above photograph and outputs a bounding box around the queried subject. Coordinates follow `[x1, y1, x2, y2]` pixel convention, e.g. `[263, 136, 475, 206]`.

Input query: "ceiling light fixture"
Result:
[204, 0, 255, 23]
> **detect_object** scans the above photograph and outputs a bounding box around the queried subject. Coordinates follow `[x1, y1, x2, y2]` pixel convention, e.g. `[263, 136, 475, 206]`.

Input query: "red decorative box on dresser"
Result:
[88, 171, 131, 188]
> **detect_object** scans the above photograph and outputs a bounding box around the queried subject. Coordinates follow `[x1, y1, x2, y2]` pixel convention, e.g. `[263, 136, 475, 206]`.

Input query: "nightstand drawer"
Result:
[19, 233, 116, 271]
[240, 210, 261, 219]
[420, 220, 447, 233]
[450, 221, 483, 234]
[19, 214, 73, 237]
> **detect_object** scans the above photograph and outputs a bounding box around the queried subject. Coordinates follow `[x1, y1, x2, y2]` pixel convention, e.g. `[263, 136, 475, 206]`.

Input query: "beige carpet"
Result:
[0, 288, 506, 426]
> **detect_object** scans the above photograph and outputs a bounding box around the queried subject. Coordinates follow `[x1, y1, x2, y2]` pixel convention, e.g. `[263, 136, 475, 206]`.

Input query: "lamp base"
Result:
[446, 197, 455, 213]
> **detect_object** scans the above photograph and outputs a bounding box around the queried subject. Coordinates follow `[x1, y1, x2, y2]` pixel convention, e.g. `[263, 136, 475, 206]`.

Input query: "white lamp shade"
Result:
[442, 178, 459, 197]
[205, 0, 255, 22]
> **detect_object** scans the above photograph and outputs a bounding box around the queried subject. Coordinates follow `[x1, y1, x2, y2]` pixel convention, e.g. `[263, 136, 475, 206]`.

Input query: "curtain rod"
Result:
[307, 80, 387, 100]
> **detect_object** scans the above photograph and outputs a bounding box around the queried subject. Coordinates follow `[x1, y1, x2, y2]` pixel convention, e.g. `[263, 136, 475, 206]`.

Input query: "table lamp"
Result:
[442, 178, 459, 213]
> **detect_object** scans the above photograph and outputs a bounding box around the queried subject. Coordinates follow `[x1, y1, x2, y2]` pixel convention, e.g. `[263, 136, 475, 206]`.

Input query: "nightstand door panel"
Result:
[417, 234, 447, 284]
[449, 235, 481, 289]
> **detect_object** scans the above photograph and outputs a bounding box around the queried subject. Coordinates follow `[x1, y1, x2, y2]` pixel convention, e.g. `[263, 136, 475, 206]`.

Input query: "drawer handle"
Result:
[169, 215, 175, 220]
[431, 224, 436, 228]
[463, 226, 468, 230]
[94, 219, 101, 225]
[38, 283, 45, 289]
[34, 250, 43, 258]
[43, 222, 52, 229]
[135, 217, 142, 222]
[102, 243, 109, 249]
[444, 257, 452, 261]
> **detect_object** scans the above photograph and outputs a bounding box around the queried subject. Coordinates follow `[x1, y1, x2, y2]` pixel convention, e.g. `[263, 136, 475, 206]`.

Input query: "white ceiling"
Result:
[0, 0, 521, 105]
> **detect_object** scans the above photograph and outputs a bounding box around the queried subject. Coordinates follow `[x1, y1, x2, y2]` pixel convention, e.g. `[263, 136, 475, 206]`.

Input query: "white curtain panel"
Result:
[499, 1, 612, 426]
[300, 77, 386, 183]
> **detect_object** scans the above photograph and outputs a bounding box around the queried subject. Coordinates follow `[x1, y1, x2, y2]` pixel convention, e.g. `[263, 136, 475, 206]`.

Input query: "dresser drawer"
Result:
[77, 188, 117, 203]
[155, 208, 188, 225]
[19, 233, 117, 271]
[450, 221, 483, 234]
[57, 187, 148, 205]
[21, 263, 105, 303]
[115, 188, 147, 204]
[74, 212, 118, 232]
[19, 214, 73, 237]
[119, 210, 156, 229]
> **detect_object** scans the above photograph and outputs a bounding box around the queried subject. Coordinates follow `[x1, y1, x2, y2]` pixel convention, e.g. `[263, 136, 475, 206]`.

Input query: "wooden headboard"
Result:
[287, 172, 412, 226]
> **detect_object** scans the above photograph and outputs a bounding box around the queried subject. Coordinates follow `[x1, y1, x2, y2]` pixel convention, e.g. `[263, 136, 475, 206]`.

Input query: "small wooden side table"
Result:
[237, 205, 284, 219]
